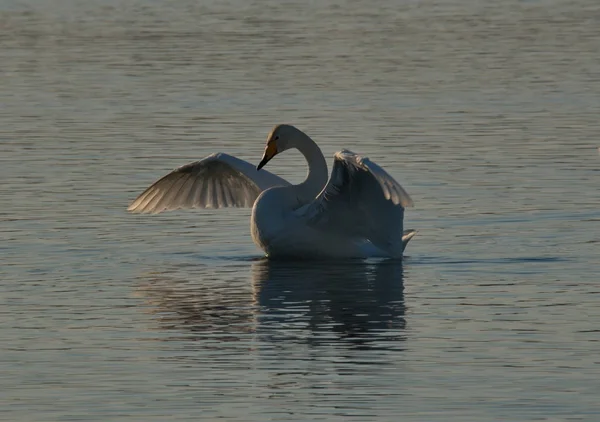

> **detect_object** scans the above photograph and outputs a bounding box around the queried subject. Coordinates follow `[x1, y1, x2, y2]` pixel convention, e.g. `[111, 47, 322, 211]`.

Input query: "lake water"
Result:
[2, 0, 599, 420]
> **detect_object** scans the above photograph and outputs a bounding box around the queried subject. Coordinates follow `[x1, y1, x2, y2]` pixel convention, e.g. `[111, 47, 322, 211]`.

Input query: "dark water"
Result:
[2, 0, 599, 420]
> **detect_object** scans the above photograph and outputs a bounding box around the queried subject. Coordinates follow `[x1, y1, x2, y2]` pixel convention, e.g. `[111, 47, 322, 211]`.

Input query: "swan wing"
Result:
[301, 150, 413, 253]
[128, 152, 290, 214]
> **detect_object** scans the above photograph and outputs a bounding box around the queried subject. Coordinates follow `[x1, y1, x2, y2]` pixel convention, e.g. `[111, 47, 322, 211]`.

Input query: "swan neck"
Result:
[295, 133, 328, 201]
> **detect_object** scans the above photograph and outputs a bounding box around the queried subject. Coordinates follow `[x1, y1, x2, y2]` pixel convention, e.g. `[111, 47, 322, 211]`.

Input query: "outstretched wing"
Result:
[127, 152, 290, 214]
[300, 150, 413, 254]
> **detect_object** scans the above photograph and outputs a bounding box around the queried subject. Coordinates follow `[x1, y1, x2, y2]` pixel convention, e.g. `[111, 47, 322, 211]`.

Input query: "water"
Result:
[2, 0, 599, 420]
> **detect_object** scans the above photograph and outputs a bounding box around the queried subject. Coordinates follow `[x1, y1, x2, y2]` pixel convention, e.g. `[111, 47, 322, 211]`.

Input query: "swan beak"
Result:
[257, 142, 277, 170]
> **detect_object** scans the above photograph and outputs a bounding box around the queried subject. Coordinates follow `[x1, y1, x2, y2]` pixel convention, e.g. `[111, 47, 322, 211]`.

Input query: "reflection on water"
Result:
[136, 264, 256, 339]
[137, 259, 406, 350]
[252, 259, 406, 349]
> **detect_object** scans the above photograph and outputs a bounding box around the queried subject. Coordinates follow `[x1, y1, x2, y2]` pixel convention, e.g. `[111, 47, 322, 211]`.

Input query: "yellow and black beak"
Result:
[257, 142, 277, 170]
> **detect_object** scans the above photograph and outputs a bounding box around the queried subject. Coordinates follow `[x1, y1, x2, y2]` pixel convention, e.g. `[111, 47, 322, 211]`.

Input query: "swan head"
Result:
[257, 124, 304, 170]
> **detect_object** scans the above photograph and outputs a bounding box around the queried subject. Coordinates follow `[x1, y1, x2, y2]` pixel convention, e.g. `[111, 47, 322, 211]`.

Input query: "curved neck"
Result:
[293, 132, 328, 202]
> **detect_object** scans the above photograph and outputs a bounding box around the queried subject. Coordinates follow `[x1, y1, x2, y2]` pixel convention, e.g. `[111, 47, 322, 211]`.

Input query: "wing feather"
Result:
[301, 150, 413, 255]
[127, 152, 290, 214]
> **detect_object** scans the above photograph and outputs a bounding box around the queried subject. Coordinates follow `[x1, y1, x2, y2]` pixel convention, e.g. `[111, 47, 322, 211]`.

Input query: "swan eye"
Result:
[273, 135, 279, 141]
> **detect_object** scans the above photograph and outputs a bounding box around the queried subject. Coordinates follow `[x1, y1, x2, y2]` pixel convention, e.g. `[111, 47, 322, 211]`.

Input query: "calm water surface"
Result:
[2, 0, 599, 420]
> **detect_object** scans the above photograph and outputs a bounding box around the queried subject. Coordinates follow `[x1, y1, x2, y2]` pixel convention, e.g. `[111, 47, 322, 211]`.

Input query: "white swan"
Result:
[128, 124, 416, 259]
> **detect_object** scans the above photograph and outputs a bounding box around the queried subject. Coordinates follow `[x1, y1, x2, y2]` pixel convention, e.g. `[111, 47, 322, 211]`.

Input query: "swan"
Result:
[127, 124, 416, 259]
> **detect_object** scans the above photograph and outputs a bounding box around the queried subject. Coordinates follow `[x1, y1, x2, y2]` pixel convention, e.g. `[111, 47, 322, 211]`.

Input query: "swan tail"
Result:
[401, 229, 417, 252]
[370, 228, 417, 259]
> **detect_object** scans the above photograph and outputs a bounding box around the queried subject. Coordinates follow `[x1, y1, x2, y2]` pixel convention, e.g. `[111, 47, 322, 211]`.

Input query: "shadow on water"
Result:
[136, 258, 407, 350]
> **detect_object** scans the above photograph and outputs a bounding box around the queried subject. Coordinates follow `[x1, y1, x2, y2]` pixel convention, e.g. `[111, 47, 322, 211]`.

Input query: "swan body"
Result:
[128, 124, 415, 259]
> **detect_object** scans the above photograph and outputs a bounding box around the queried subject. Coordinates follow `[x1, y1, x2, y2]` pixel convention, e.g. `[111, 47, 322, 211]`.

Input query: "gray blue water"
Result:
[2, 0, 599, 420]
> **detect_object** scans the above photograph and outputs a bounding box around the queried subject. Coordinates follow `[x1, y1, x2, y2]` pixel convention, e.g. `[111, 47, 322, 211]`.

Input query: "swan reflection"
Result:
[251, 259, 406, 348]
[136, 259, 406, 349]
[136, 264, 256, 340]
